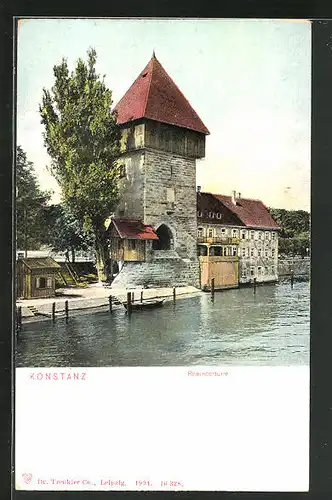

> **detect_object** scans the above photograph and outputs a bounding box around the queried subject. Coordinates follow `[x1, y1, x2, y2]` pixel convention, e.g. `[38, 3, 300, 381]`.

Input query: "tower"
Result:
[111, 53, 209, 287]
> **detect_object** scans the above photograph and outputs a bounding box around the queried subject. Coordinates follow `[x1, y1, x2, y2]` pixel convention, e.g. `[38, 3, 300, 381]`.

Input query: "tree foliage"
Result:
[39, 48, 121, 280]
[269, 208, 310, 257]
[16, 146, 51, 250]
[44, 204, 95, 262]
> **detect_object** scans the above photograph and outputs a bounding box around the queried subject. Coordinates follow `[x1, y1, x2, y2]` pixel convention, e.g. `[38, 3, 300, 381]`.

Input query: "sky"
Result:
[17, 18, 311, 211]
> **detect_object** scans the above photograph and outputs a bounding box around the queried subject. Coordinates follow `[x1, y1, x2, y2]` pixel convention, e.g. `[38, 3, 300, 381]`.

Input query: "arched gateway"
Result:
[153, 224, 174, 250]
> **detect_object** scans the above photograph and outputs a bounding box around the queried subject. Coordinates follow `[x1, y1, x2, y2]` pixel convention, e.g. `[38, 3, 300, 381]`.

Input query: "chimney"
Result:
[238, 192, 241, 199]
[231, 190, 237, 204]
[197, 185, 201, 194]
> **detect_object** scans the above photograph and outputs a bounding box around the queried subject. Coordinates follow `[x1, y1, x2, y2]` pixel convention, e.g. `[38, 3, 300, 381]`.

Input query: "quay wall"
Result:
[278, 257, 310, 278]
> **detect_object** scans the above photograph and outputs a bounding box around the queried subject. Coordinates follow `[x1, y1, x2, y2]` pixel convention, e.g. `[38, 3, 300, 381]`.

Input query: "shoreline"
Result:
[17, 286, 202, 325]
[16, 278, 309, 325]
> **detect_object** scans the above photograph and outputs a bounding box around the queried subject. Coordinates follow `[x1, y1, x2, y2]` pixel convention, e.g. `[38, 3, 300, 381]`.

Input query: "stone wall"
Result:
[278, 257, 310, 278]
[116, 150, 145, 219]
[143, 149, 198, 261]
[111, 259, 200, 289]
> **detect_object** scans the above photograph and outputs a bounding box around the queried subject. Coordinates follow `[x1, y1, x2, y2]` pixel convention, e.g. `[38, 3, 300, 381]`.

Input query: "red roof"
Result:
[111, 218, 158, 240]
[200, 193, 280, 229]
[114, 54, 209, 135]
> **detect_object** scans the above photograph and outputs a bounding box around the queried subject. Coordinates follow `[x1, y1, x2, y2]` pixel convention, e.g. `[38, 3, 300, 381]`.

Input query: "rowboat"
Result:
[123, 299, 164, 311]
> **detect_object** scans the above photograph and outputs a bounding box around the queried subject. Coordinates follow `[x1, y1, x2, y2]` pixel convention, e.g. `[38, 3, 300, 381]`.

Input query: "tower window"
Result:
[166, 187, 175, 203]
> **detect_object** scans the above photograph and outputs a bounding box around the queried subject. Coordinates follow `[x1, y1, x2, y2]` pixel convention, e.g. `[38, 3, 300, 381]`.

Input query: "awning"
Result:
[109, 218, 158, 240]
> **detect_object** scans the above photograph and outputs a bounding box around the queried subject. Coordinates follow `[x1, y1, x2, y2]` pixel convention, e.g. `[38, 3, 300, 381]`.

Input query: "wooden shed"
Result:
[108, 218, 159, 264]
[16, 257, 61, 299]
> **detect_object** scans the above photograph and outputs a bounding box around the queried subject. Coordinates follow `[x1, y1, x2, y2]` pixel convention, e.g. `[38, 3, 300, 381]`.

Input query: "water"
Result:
[16, 281, 310, 367]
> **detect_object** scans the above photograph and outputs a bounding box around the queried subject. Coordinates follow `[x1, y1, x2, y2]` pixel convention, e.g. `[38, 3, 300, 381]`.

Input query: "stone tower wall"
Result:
[143, 149, 198, 261]
[116, 150, 145, 219]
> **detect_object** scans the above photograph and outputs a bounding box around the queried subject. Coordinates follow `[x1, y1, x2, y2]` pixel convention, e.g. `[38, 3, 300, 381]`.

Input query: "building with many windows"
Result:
[197, 190, 280, 284]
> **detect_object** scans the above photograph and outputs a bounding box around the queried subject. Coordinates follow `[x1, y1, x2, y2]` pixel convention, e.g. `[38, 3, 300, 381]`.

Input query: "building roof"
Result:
[110, 218, 159, 240]
[18, 257, 61, 269]
[198, 192, 280, 229]
[114, 53, 210, 135]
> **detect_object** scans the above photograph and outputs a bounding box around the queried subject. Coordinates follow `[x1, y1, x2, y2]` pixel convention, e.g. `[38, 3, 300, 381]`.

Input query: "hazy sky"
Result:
[17, 18, 311, 210]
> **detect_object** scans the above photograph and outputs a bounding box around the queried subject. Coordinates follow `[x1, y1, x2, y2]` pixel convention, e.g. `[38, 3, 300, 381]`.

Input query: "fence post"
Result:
[127, 292, 132, 315]
[253, 277, 257, 294]
[141, 290, 143, 303]
[211, 278, 215, 296]
[52, 302, 56, 322]
[109, 295, 113, 313]
[65, 300, 69, 322]
[17, 306, 22, 329]
[131, 292, 134, 303]
[173, 287, 176, 302]
[291, 270, 294, 289]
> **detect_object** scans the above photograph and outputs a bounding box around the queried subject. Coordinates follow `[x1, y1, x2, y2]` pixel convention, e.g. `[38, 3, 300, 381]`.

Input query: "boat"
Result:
[123, 299, 165, 311]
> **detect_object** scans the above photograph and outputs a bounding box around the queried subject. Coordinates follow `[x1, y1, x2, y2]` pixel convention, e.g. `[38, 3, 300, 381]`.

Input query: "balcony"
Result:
[197, 237, 240, 245]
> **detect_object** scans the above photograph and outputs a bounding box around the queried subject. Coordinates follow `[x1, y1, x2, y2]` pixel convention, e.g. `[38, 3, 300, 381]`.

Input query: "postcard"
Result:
[14, 17, 310, 492]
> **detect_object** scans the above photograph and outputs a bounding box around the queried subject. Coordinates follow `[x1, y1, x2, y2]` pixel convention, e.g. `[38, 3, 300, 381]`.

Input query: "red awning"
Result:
[110, 218, 158, 240]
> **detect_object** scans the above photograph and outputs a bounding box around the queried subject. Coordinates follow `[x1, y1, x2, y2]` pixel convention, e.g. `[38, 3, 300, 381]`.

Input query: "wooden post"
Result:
[131, 292, 134, 303]
[52, 302, 56, 322]
[127, 292, 132, 315]
[211, 278, 215, 296]
[173, 287, 176, 302]
[253, 277, 257, 294]
[17, 306, 22, 329]
[141, 290, 143, 303]
[291, 270, 294, 289]
[109, 295, 113, 313]
[24, 208, 28, 259]
[65, 300, 69, 322]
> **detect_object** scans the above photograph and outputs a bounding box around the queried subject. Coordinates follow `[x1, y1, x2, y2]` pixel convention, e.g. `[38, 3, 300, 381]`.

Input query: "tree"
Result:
[44, 204, 95, 263]
[16, 146, 51, 251]
[39, 48, 121, 281]
[269, 207, 310, 257]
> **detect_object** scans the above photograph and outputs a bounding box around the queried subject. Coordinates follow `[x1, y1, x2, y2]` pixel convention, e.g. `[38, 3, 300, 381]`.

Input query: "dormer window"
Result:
[216, 212, 222, 219]
[197, 211, 202, 217]
[208, 211, 214, 218]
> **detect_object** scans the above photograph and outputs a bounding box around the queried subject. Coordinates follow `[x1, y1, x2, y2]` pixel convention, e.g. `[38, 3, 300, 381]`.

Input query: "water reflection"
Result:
[16, 282, 309, 367]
